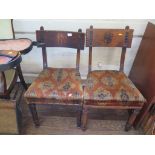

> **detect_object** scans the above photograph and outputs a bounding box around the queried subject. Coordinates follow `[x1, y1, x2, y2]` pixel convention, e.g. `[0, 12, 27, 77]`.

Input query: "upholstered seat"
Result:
[24, 68, 83, 103]
[0, 39, 32, 52]
[24, 28, 85, 127]
[81, 26, 146, 131]
[84, 70, 146, 107]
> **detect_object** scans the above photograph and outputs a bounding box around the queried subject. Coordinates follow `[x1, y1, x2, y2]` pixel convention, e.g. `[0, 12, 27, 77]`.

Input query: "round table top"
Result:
[0, 50, 22, 71]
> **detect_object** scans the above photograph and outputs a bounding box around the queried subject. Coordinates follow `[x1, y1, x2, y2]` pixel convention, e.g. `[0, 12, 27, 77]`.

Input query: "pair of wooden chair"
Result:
[24, 26, 146, 131]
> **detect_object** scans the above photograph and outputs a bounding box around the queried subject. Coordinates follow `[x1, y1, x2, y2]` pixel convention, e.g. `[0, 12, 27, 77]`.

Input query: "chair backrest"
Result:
[86, 25, 134, 73]
[36, 26, 85, 71]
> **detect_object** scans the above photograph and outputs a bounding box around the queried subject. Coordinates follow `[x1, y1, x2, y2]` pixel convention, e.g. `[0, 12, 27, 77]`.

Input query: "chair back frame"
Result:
[86, 25, 134, 73]
[36, 26, 85, 71]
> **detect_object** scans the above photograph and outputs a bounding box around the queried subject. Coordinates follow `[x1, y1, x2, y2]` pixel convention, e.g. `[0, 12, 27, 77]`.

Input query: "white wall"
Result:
[13, 19, 155, 82]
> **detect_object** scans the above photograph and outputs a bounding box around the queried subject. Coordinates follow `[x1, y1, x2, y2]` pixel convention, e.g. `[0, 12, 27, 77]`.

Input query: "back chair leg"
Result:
[81, 107, 88, 131]
[125, 109, 140, 131]
[29, 104, 40, 127]
[77, 106, 82, 128]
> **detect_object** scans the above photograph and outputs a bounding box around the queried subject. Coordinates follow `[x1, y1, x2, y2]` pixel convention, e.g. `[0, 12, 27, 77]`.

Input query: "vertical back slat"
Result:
[40, 26, 48, 69]
[120, 47, 126, 72]
[76, 29, 82, 72]
[119, 26, 130, 72]
[88, 25, 93, 73]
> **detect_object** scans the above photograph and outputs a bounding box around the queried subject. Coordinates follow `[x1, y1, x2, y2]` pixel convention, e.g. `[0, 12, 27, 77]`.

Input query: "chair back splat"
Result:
[36, 26, 85, 71]
[86, 25, 134, 72]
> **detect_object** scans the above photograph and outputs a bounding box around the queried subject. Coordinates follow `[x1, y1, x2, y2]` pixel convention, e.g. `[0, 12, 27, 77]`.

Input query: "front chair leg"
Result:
[125, 109, 140, 131]
[77, 106, 82, 128]
[81, 107, 88, 131]
[29, 104, 40, 127]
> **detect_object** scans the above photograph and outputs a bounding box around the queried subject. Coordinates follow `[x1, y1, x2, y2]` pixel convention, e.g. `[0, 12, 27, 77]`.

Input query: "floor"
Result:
[15, 83, 144, 135]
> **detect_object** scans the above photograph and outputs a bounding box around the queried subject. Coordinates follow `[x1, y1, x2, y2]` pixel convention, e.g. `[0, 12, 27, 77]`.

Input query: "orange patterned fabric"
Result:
[84, 70, 146, 106]
[24, 68, 83, 102]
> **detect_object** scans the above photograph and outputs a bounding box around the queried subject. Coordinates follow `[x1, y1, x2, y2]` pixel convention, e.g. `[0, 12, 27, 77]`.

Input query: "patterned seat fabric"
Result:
[24, 68, 83, 102]
[84, 70, 146, 106]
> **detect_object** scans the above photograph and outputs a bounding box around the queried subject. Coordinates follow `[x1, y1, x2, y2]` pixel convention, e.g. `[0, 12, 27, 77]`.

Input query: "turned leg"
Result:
[17, 64, 28, 90]
[125, 109, 140, 131]
[77, 106, 82, 128]
[81, 107, 88, 131]
[29, 104, 40, 127]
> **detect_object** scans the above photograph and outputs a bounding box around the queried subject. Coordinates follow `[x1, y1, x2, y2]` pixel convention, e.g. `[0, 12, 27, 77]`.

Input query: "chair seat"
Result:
[0, 39, 32, 51]
[84, 70, 146, 107]
[24, 68, 83, 103]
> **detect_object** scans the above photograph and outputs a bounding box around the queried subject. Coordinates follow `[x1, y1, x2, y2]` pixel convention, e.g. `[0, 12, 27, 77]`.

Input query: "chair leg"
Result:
[125, 109, 140, 131]
[77, 106, 82, 128]
[81, 107, 88, 131]
[29, 104, 40, 127]
[17, 64, 28, 90]
[128, 109, 133, 115]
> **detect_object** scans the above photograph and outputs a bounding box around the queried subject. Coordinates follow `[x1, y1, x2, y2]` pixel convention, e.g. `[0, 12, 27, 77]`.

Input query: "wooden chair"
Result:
[24, 27, 85, 127]
[81, 26, 146, 131]
[0, 19, 33, 98]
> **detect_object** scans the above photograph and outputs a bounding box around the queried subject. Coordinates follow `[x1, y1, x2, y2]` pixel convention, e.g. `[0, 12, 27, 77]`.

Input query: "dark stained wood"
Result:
[27, 27, 85, 127]
[36, 28, 85, 49]
[86, 25, 133, 72]
[40, 26, 48, 69]
[0, 72, 7, 98]
[125, 109, 140, 131]
[76, 29, 82, 72]
[129, 22, 155, 128]
[16, 64, 28, 90]
[86, 26, 133, 48]
[120, 47, 126, 72]
[88, 47, 92, 72]
[83, 25, 144, 131]
[36, 26, 85, 71]
[28, 104, 40, 127]
[76, 105, 82, 127]
[76, 49, 80, 72]
[9, 83, 143, 135]
[81, 106, 88, 131]
[7, 69, 18, 97]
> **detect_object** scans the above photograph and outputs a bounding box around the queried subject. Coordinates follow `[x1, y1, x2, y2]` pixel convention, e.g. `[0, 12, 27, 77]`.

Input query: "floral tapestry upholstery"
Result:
[24, 68, 83, 103]
[84, 70, 146, 106]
